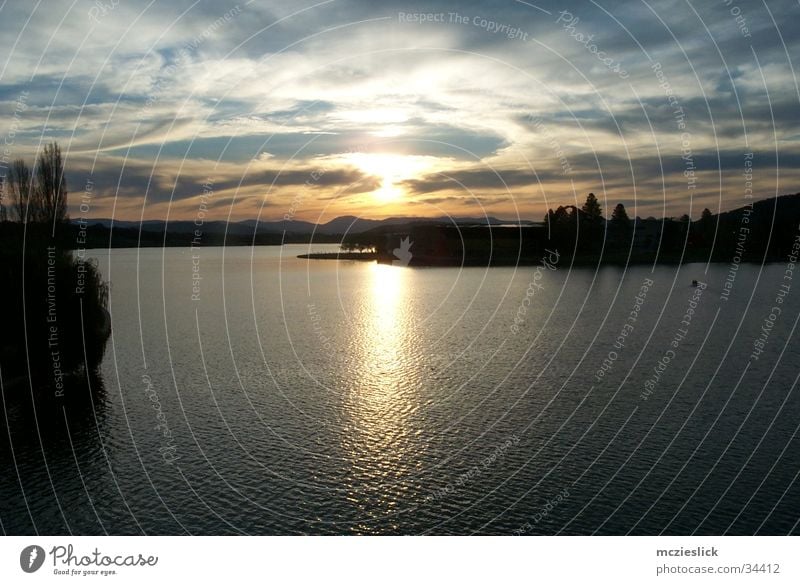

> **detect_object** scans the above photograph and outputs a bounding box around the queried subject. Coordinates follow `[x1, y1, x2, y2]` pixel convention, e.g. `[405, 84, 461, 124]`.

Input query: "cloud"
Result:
[0, 0, 797, 220]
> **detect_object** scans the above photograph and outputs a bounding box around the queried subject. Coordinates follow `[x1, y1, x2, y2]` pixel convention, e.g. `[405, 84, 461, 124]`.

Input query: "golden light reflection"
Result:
[341, 262, 418, 525]
[359, 262, 407, 400]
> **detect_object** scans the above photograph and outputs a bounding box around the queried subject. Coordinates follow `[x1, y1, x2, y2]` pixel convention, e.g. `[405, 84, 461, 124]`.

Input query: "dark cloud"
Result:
[64, 161, 381, 203]
[401, 147, 800, 196]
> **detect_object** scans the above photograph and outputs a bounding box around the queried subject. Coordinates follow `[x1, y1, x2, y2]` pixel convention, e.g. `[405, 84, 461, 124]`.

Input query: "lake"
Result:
[2, 244, 799, 535]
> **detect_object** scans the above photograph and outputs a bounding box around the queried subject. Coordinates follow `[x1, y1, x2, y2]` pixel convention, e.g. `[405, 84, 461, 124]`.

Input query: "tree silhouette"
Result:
[611, 203, 630, 227]
[0, 179, 6, 222]
[34, 142, 68, 224]
[6, 159, 34, 223]
[0, 142, 110, 389]
[3, 143, 68, 225]
[698, 207, 714, 246]
[553, 205, 576, 225]
[543, 205, 579, 252]
[577, 193, 604, 252]
[582, 192, 602, 220]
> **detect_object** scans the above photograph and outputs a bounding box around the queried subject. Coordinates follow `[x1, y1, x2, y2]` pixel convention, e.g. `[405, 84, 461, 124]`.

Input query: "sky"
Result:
[0, 0, 798, 223]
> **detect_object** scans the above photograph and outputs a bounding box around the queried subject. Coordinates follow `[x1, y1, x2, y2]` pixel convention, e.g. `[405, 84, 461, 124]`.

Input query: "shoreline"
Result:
[65, 243, 789, 267]
[297, 252, 378, 261]
[296, 250, 787, 267]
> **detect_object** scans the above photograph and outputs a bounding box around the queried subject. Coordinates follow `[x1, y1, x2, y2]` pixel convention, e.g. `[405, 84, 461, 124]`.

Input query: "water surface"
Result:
[2, 245, 799, 535]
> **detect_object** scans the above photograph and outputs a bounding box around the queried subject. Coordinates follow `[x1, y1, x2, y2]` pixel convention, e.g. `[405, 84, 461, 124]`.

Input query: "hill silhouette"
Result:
[335, 192, 800, 266]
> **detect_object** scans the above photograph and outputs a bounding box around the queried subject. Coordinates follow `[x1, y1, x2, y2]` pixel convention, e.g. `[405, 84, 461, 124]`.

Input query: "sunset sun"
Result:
[343, 153, 434, 204]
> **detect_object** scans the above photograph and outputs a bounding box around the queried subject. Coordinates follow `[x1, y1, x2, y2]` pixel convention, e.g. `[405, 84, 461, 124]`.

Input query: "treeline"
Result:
[544, 192, 800, 262]
[340, 192, 800, 266]
[0, 143, 109, 391]
[542, 193, 696, 262]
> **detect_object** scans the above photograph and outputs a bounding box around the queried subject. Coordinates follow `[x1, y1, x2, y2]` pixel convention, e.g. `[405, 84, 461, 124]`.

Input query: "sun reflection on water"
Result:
[341, 262, 419, 528]
[351, 262, 410, 416]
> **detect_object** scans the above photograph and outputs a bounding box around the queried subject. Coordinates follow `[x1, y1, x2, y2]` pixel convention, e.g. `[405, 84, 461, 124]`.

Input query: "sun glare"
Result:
[374, 182, 403, 202]
[344, 153, 433, 205]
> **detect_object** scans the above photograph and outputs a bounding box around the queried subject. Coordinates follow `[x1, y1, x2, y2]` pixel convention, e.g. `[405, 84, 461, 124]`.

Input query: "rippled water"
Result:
[2, 245, 799, 535]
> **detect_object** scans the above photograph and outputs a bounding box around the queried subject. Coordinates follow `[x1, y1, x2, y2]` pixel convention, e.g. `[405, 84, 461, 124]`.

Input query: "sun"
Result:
[374, 182, 403, 202]
[343, 153, 433, 204]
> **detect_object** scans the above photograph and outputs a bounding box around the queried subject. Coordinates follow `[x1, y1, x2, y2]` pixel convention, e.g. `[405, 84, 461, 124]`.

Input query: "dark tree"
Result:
[609, 203, 632, 249]
[699, 207, 714, 244]
[0, 141, 110, 389]
[611, 203, 630, 227]
[544, 205, 579, 253]
[7, 159, 33, 223]
[3, 144, 68, 225]
[578, 193, 604, 251]
[0, 178, 6, 222]
[553, 205, 576, 225]
[582, 192, 602, 219]
[34, 142, 68, 224]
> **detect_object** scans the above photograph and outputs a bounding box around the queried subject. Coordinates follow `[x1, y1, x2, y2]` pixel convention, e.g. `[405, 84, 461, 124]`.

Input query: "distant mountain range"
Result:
[66, 192, 800, 251]
[73, 215, 536, 236]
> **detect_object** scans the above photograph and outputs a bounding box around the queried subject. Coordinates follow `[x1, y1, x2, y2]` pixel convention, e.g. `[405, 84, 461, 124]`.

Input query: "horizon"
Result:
[72, 188, 797, 226]
[0, 1, 797, 223]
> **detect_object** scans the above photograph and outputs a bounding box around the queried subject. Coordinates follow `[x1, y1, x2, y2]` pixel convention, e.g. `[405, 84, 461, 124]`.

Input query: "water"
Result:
[2, 244, 799, 535]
